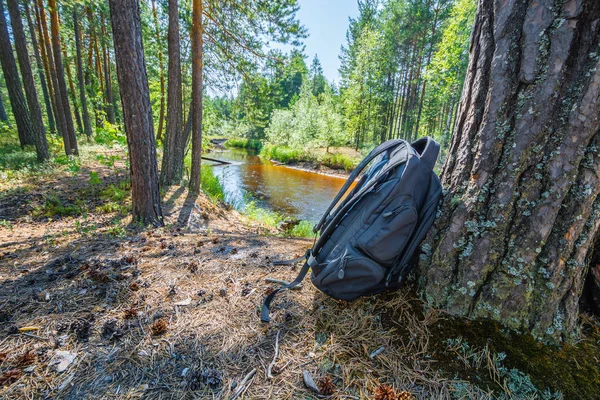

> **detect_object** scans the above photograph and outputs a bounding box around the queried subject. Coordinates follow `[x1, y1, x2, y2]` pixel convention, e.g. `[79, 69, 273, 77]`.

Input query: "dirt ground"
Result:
[1, 145, 599, 399]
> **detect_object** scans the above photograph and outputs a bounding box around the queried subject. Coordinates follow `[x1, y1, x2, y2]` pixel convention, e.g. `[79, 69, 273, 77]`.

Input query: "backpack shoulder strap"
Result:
[411, 137, 439, 170]
[313, 139, 404, 233]
[261, 251, 318, 322]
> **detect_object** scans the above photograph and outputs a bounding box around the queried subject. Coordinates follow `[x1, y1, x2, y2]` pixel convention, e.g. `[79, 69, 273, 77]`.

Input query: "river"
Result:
[208, 148, 352, 223]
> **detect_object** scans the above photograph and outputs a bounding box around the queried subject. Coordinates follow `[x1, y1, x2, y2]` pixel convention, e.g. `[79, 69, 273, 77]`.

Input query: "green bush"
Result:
[260, 144, 312, 164]
[201, 165, 225, 202]
[322, 152, 357, 171]
[225, 138, 263, 151]
[94, 123, 127, 146]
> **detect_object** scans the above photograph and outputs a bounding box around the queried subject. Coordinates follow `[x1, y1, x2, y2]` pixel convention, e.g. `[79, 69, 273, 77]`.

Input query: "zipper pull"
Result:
[337, 257, 347, 279]
[385, 272, 392, 287]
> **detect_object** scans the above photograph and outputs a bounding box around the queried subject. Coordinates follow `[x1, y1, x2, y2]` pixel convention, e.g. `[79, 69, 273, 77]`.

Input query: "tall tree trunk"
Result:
[7, 0, 49, 161]
[33, 0, 60, 137]
[62, 43, 83, 135]
[420, 0, 600, 343]
[151, 0, 166, 142]
[189, 0, 203, 193]
[0, 88, 7, 122]
[160, 0, 184, 187]
[73, 6, 92, 138]
[101, 15, 116, 125]
[24, 1, 55, 136]
[0, 0, 34, 147]
[48, 0, 78, 155]
[109, 0, 163, 226]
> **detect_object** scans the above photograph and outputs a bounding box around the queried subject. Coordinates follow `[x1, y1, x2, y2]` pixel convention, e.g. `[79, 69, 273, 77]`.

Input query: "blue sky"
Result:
[272, 0, 359, 84]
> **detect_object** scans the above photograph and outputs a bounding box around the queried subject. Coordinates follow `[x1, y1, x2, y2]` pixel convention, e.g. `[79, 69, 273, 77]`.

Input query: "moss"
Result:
[422, 316, 600, 398]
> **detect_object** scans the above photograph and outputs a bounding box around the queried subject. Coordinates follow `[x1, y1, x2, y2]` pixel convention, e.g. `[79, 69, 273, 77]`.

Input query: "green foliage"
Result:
[201, 165, 225, 202]
[266, 81, 348, 149]
[94, 122, 127, 146]
[243, 201, 313, 238]
[33, 193, 87, 218]
[260, 144, 308, 164]
[422, 0, 477, 144]
[321, 152, 356, 172]
[225, 138, 263, 151]
[89, 171, 102, 186]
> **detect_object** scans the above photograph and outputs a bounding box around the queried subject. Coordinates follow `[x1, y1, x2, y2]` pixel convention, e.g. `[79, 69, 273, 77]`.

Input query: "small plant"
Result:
[89, 171, 102, 185]
[0, 219, 13, 231]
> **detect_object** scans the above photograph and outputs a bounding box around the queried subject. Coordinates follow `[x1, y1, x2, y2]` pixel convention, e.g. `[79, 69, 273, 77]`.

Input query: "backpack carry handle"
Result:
[313, 139, 404, 233]
[411, 137, 439, 170]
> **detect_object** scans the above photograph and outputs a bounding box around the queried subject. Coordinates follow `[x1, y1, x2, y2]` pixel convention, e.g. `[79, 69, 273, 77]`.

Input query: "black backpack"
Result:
[261, 137, 443, 322]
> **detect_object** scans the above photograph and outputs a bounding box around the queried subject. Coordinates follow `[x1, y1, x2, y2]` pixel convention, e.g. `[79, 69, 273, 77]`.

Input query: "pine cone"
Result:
[373, 384, 415, 400]
[396, 390, 415, 400]
[317, 376, 336, 395]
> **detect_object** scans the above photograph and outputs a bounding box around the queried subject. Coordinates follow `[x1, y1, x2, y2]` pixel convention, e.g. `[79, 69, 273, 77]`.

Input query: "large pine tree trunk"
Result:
[7, 0, 49, 162]
[420, 0, 600, 343]
[109, 0, 163, 227]
[189, 0, 203, 193]
[160, 0, 184, 187]
[101, 15, 116, 125]
[0, 0, 34, 147]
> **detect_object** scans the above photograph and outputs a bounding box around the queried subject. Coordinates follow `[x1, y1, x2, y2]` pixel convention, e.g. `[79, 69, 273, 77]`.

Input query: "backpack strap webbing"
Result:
[261, 251, 318, 323]
[411, 137, 439, 171]
[313, 139, 404, 234]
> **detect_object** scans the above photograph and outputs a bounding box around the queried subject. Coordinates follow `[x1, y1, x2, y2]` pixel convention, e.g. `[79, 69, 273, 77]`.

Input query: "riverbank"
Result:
[1, 142, 599, 399]
[224, 138, 360, 175]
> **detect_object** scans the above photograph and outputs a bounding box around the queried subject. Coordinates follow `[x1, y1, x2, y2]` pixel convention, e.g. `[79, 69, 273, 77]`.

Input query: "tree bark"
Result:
[48, 0, 78, 155]
[189, 0, 203, 193]
[109, 0, 164, 227]
[73, 6, 92, 138]
[0, 0, 34, 147]
[62, 43, 83, 135]
[33, 0, 60, 137]
[151, 0, 166, 142]
[101, 15, 116, 125]
[160, 0, 184, 187]
[7, 0, 49, 161]
[0, 88, 7, 122]
[420, 0, 600, 343]
[24, 1, 55, 136]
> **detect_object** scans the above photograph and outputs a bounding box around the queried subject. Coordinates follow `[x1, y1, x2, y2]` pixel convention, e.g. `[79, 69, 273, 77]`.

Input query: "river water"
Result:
[208, 148, 351, 223]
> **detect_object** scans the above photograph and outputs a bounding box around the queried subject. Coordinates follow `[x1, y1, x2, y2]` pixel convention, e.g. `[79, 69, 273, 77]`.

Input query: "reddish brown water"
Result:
[210, 148, 352, 222]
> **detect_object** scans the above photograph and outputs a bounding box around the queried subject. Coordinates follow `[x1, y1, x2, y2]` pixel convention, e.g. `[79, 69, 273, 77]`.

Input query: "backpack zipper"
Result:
[382, 206, 408, 218]
[337, 256, 348, 279]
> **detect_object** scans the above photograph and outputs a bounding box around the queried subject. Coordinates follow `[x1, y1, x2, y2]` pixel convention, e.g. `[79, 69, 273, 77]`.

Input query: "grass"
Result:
[260, 143, 359, 171]
[243, 201, 314, 238]
[200, 164, 225, 202]
[225, 137, 263, 151]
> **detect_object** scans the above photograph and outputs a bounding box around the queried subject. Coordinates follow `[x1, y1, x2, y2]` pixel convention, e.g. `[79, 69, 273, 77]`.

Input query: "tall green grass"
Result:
[225, 138, 263, 151]
[244, 201, 313, 238]
[200, 165, 225, 202]
[260, 144, 313, 164]
[321, 152, 357, 171]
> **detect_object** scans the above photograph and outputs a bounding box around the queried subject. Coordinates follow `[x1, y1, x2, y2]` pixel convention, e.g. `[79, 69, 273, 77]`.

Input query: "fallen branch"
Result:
[265, 278, 302, 289]
[267, 330, 280, 379]
[229, 368, 257, 400]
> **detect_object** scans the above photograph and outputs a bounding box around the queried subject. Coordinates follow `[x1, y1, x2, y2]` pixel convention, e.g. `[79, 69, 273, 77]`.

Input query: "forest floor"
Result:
[1, 143, 600, 399]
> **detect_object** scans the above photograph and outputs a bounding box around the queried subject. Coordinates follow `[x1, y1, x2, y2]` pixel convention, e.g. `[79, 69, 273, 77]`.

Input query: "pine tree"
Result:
[6, 0, 49, 161]
[109, 0, 163, 226]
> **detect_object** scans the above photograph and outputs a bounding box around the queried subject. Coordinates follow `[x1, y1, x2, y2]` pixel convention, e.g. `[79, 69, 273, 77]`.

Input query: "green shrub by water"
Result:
[322, 152, 356, 171]
[260, 144, 313, 164]
[201, 165, 225, 202]
[244, 201, 313, 238]
[225, 138, 262, 151]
